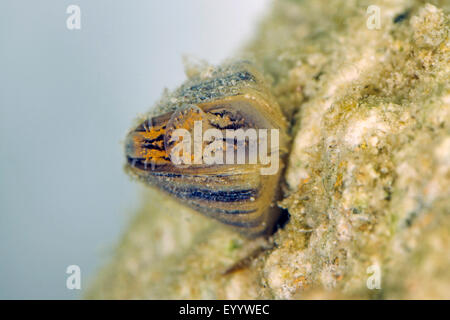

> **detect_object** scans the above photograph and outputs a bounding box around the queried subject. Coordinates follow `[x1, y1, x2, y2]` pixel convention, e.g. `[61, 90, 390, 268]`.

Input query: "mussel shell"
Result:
[124, 61, 288, 237]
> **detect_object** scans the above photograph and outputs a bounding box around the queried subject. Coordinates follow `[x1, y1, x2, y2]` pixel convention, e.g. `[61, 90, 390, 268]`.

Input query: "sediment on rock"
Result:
[88, 0, 450, 299]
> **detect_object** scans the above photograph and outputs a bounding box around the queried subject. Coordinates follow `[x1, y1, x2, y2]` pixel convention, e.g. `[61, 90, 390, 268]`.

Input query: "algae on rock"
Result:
[88, 0, 450, 299]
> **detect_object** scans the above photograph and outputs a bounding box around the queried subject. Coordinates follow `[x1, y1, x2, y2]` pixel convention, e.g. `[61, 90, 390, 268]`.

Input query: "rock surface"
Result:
[88, 0, 449, 299]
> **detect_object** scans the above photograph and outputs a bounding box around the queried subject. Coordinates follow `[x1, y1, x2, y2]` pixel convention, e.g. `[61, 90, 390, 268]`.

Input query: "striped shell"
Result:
[124, 61, 288, 237]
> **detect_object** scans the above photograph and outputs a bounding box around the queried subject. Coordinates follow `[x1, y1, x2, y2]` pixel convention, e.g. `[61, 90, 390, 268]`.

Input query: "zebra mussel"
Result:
[124, 61, 288, 237]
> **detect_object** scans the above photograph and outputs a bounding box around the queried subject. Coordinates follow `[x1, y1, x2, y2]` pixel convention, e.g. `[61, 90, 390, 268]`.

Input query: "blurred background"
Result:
[0, 0, 270, 299]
